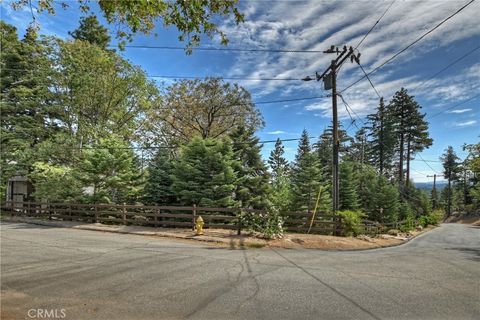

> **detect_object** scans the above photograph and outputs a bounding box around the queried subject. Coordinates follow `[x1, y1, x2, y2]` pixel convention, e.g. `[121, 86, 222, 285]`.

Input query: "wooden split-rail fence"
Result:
[0, 201, 343, 236]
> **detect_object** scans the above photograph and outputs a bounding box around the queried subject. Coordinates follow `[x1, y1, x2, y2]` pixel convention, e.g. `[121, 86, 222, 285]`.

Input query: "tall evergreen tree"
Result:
[69, 15, 111, 49]
[390, 88, 432, 186]
[0, 23, 58, 194]
[366, 97, 396, 176]
[339, 162, 359, 210]
[347, 128, 368, 165]
[230, 126, 271, 209]
[171, 137, 238, 207]
[268, 138, 289, 182]
[441, 146, 460, 216]
[143, 148, 176, 205]
[314, 125, 352, 176]
[291, 130, 329, 212]
[74, 137, 143, 204]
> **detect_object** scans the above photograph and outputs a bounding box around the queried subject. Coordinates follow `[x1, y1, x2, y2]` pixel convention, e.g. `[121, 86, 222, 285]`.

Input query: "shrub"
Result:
[419, 209, 444, 227]
[238, 207, 285, 239]
[338, 210, 364, 236]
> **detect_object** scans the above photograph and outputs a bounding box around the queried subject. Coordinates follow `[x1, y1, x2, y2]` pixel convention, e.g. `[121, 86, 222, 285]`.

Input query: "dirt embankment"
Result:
[444, 212, 480, 226]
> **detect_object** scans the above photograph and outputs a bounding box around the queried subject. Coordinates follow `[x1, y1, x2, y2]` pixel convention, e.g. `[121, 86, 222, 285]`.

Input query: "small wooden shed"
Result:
[6, 176, 33, 204]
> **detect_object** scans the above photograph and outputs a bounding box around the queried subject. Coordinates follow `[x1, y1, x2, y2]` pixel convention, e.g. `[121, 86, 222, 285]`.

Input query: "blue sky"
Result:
[1, 0, 479, 182]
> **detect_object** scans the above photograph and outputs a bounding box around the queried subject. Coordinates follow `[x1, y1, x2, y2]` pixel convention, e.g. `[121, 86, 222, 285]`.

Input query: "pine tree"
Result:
[0, 22, 58, 194]
[441, 146, 460, 216]
[366, 97, 396, 176]
[143, 148, 176, 205]
[268, 138, 289, 182]
[390, 88, 432, 186]
[171, 137, 238, 207]
[69, 15, 111, 49]
[230, 126, 271, 209]
[339, 162, 359, 210]
[74, 137, 143, 204]
[314, 125, 352, 176]
[291, 130, 329, 212]
[347, 128, 368, 165]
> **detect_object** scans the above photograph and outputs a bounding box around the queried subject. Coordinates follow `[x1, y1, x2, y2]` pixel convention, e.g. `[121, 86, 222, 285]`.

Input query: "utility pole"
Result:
[427, 174, 437, 209]
[303, 46, 360, 213]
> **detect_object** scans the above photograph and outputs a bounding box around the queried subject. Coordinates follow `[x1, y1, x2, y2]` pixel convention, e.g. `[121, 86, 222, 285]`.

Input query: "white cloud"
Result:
[266, 130, 287, 135]
[219, 0, 480, 105]
[454, 120, 477, 127]
[448, 108, 472, 114]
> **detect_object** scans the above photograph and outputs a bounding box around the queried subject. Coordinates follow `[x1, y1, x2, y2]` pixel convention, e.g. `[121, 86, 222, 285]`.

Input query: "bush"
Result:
[419, 209, 444, 227]
[338, 210, 364, 236]
[238, 207, 285, 239]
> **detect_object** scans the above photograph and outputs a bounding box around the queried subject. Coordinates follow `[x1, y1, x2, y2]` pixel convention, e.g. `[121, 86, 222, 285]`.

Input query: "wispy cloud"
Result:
[266, 130, 287, 135]
[454, 120, 477, 127]
[448, 108, 472, 114]
[219, 0, 480, 106]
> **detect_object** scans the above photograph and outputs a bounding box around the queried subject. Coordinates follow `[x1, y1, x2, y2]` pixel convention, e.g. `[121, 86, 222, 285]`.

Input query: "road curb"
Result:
[1, 217, 438, 251]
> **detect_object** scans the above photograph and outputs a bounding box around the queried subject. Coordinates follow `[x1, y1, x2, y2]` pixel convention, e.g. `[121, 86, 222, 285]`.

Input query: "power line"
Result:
[355, 0, 396, 50]
[412, 44, 480, 91]
[416, 153, 442, 174]
[116, 44, 327, 54]
[341, 0, 476, 93]
[149, 75, 301, 81]
[255, 94, 331, 105]
[426, 93, 480, 120]
[357, 63, 382, 99]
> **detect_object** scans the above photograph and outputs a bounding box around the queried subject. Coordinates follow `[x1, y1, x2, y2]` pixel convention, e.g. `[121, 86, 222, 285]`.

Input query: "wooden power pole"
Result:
[427, 174, 437, 209]
[303, 46, 360, 213]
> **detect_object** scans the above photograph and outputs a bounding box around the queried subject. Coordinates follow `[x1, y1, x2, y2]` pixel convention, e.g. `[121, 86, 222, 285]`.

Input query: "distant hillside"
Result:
[415, 181, 447, 191]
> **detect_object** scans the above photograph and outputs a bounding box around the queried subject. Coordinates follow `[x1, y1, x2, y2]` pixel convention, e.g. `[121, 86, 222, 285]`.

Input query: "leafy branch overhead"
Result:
[11, 0, 245, 51]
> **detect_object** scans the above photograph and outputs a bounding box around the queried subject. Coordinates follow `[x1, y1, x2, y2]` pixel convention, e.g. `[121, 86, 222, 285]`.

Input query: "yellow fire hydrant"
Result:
[195, 216, 204, 236]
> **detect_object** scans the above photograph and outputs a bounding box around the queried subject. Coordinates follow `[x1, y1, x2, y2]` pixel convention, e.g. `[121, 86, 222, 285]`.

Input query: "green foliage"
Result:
[398, 202, 415, 232]
[339, 162, 359, 210]
[269, 175, 292, 214]
[68, 15, 110, 48]
[74, 137, 143, 204]
[11, 0, 244, 50]
[29, 162, 82, 202]
[143, 148, 176, 205]
[239, 207, 285, 239]
[355, 164, 399, 223]
[365, 97, 396, 176]
[290, 130, 330, 212]
[418, 210, 444, 227]
[150, 78, 263, 146]
[230, 126, 271, 209]
[268, 138, 289, 182]
[171, 137, 238, 207]
[338, 210, 364, 236]
[390, 88, 432, 184]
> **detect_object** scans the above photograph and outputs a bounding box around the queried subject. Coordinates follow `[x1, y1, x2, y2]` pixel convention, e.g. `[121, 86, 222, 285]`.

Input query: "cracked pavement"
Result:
[1, 222, 479, 320]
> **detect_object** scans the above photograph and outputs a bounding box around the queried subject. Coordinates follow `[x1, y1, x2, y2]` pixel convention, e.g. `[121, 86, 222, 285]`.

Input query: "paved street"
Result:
[1, 222, 479, 320]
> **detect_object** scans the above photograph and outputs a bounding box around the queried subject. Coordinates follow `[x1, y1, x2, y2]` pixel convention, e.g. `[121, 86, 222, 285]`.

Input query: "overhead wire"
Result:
[341, 0, 476, 93]
[354, 0, 396, 50]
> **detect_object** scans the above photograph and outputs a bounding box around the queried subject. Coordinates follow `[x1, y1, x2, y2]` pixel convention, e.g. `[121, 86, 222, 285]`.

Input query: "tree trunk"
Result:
[406, 136, 411, 186]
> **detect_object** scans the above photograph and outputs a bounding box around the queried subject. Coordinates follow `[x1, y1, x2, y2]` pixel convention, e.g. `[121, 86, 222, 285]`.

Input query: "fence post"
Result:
[154, 209, 158, 228]
[27, 202, 30, 216]
[122, 203, 127, 225]
[237, 209, 243, 235]
[192, 204, 197, 231]
[95, 205, 99, 223]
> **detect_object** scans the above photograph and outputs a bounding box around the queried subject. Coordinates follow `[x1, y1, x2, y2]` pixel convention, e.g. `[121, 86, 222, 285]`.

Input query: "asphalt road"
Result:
[1, 222, 479, 320]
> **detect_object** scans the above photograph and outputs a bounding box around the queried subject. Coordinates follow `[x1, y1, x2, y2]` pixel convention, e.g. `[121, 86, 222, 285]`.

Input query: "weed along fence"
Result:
[1, 201, 343, 235]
